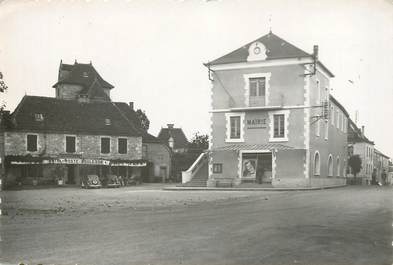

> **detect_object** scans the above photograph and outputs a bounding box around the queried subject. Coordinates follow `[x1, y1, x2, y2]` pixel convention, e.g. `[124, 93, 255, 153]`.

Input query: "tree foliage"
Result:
[135, 109, 150, 131]
[348, 155, 362, 177]
[188, 132, 209, 150]
[0, 72, 8, 111]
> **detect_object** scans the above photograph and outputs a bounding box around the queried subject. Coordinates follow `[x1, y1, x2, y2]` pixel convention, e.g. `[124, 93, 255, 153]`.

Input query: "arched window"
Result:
[336, 157, 340, 177]
[328, 155, 333, 177]
[314, 151, 320, 176]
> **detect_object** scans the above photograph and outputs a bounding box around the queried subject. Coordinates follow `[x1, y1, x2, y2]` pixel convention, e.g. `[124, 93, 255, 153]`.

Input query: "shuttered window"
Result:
[101, 137, 110, 154]
[249, 77, 266, 97]
[118, 138, 127, 154]
[27, 134, 38, 152]
[66, 136, 76, 153]
[230, 116, 241, 139]
[273, 114, 285, 138]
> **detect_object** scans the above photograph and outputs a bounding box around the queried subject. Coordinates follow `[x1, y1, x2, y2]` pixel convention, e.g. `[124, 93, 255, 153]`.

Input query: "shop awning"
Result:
[210, 143, 294, 152]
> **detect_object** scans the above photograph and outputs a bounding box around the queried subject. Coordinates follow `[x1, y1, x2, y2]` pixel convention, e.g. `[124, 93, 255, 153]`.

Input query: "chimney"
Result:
[361, 125, 365, 136]
[129, 102, 134, 110]
[167, 124, 174, 129]
[313, 45, 319, 61]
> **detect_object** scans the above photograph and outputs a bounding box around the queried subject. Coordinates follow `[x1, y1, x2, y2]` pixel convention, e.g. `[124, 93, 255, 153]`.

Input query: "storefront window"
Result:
[27, 134, 38, 152]
[242, 153, 272, 183]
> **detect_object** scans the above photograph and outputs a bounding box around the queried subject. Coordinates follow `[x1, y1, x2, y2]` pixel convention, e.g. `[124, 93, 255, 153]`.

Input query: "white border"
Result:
[269, 110, 290, 142]
[243, 72, 271, 107]
[225, 112, 245, 143]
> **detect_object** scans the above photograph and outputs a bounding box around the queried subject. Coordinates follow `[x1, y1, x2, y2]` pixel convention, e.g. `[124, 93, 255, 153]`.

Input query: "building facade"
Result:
[0, 61, 149, 188]
[206, 32, 349, 188]
[347, 120, 375, 184]
[373, 149, 390, 184]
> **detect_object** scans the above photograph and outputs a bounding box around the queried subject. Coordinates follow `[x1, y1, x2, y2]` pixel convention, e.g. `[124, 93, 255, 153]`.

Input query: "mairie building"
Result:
[202, 32, 349, 188]
[0, 61, 171, 188]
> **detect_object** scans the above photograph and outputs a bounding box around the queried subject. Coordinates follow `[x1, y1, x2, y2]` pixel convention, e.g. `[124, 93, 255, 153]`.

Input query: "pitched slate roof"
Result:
[8, 96, 140, 137]
[113, 102, 164, 144]
[53, 62, 114, 89]
[158, 126, 189, 149]
[329, 95, 349, 117]
[208, 32, 311, 65]
[347, 119, 374, 145]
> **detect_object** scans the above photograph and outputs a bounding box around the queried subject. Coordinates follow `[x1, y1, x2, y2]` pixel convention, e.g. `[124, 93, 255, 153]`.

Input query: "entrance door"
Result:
[257, 153, 272, 183]
[67, 165, 75, 184]
[159, 166, 167, 183]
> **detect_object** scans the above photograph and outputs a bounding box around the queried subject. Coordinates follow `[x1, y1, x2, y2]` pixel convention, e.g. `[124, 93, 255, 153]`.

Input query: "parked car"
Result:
[81, 175, 102, 189]
[105, 174, 121, 188]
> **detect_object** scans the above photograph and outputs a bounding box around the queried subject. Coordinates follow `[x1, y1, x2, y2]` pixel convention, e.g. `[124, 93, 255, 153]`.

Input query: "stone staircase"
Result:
[180, 152, 209, 187]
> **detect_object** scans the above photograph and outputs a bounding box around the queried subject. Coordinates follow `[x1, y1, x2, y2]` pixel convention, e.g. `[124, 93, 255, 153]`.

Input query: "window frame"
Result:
[269, 110, 289, 142]
[212, 163, 223, 174]
[117, 137, 128, 154]
[243, 72, 271, 107]
[314, 151, 321, 176]
[328, 154, 333, 177]
[100, 136, 111, 154]
[26, 134, 38, 152]
[65, 135, 77, 154]
[225, 112, 245, 143]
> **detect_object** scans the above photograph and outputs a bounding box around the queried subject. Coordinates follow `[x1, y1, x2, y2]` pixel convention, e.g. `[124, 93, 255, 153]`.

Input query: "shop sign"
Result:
[42, 158, 110, 165]
[111, 162, 147, 167]
[246, 118, 267, 129]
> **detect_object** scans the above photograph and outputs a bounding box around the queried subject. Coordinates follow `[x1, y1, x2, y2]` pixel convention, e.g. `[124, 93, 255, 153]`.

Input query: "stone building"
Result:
[373, 148, 390, 184]
[347, 120, 375, 184]
[200, 31, 349, 188]
[0, 61, 170, 187]
[158, 124, 189, 153]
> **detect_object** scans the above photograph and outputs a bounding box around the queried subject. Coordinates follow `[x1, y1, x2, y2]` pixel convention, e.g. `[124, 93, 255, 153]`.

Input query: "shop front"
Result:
[4, 155, 146, 188]
[208, 144, 298, 187]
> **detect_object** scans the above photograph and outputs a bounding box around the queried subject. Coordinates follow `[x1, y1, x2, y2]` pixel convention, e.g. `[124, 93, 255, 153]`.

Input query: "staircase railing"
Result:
[182, 151, 208, 184]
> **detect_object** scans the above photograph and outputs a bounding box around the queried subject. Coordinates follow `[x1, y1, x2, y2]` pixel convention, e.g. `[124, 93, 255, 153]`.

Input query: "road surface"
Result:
[1, 186, 392, 265]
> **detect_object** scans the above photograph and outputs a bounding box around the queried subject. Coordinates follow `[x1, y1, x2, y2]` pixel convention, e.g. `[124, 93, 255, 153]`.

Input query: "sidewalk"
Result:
[163, 184, 347, 191]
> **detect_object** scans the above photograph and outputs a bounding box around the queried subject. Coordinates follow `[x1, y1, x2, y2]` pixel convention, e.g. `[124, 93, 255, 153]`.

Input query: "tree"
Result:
[188, 132, 209, 151]
[348, 155, 362, 177]
[0, 71, 8, 111]
[135, 109, 150, 131]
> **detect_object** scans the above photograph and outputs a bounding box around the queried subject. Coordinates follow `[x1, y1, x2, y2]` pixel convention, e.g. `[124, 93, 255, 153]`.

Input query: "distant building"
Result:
[115, 104, 172, 182]
[200, 32, 349, 188]
[347, 119, 374, 184]
[158, 124, 189, 153]
[373, 148, 390, 183]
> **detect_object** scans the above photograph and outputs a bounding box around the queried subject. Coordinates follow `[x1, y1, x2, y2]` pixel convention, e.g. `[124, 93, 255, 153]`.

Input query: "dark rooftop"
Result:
[7, 96, 140, 137]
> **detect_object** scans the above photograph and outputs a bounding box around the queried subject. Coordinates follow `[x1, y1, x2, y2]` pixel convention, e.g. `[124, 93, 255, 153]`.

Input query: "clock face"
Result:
[254, 47, 261, 54]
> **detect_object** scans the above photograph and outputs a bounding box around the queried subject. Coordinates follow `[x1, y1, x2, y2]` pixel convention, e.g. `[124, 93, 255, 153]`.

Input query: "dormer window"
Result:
[105, 118, 111, 126]
[82, 72, 89, 78]
[34, 113, 44, 121]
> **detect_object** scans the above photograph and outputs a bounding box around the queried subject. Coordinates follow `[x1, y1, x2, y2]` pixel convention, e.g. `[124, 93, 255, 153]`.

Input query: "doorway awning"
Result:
[210, 143, 294, 152]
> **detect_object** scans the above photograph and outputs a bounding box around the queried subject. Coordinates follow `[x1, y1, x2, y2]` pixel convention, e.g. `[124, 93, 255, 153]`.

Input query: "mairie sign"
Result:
[246, 118, 267, 129]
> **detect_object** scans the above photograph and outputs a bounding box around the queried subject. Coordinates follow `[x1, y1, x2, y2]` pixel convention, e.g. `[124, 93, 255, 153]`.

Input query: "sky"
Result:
[0, 0, 392, 158]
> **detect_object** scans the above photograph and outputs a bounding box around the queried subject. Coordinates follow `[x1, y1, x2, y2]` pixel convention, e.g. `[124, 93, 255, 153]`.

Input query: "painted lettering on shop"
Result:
[246, 118, 267, 129]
